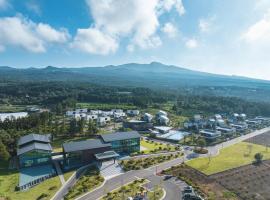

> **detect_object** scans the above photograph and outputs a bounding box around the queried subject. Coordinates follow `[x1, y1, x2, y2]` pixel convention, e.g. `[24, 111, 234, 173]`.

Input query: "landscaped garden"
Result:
[120, 153, 182, 171]
[0, 161, 61, 200]
[102, 179, 164, 200]
[186, 142, 270, 175]
[140, 139, 177, 154]
[64, 166, 104, 200]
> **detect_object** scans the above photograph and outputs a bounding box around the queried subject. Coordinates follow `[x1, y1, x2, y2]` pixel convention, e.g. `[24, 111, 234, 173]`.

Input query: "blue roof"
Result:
[101, 131, 140, 142]
[63, 139, 111, 153]
[18, 133, 51, 146]
[17, 142, 52, 155]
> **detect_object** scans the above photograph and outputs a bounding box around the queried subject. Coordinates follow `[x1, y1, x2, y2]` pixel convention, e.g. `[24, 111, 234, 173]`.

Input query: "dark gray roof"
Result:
[17, 142, 52, 155]
[101, 131, 141, 142]
[18, 134, 51, 146]
[63, 139, 111, 153]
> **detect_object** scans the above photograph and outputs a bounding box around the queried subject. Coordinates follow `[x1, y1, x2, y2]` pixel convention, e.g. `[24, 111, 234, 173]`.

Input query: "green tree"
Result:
[197, 138, 206, 150]
[0, 140, 10, 161]
[254, 153, 263, 164]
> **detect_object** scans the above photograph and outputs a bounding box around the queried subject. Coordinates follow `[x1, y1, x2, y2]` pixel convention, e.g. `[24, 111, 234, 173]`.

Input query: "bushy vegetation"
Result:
[102, 179, 163, 200]
[121, 153, 182, 171]
[64, 167, 104, 200]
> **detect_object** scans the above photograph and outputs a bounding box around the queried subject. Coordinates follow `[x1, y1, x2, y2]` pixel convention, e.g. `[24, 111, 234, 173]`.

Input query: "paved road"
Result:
[77, 158, 185, 200]
[55, 127, 270, 200]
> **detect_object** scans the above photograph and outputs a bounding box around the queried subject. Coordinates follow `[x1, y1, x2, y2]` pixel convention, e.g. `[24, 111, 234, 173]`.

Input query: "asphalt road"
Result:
[54, 127, 270, 200]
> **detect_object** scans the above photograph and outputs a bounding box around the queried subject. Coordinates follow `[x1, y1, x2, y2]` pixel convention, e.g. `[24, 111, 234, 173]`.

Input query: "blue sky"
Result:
[0, 0, 270, 80]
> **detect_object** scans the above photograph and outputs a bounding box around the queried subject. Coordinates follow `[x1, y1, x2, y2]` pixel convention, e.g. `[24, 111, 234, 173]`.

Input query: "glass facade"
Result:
[19, 150, 51, 168]
[111, 138, 140, 153]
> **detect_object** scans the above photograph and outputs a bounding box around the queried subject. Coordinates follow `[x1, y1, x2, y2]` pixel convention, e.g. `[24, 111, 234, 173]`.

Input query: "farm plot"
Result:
[245, 131, 270, 147]
[162, 164, 238, 200]
[210, 160, 270, 200]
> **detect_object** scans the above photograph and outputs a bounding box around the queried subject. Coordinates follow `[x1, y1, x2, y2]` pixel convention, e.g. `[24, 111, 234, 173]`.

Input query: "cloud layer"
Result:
[0, 15, 70, 53]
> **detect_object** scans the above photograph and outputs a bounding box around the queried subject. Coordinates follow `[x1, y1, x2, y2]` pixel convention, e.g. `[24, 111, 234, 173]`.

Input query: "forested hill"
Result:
[0, 62, 269, 87]
[1, 62, 270, 102]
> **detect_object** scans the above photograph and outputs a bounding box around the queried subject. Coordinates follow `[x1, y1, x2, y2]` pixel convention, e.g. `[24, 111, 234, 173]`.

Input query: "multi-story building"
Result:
[17, 134, 52, 168]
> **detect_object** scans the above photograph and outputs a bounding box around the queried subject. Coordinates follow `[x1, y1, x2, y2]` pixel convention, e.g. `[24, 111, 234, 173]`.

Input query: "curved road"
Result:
[53, 126, 270, 200]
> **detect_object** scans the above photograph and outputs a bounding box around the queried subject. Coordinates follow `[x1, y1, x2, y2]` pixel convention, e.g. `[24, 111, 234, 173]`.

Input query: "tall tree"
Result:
[0, 140, 10, 161]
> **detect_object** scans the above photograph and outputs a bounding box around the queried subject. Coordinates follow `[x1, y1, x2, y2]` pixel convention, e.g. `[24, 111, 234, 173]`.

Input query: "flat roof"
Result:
[63, 139, 111, 153]
[18, 134, 50, 146]
[95, 151, 119, 160]
[154, 126, 173, 131]
[101, 131, 140, 142]
[17, 142, 52, 155]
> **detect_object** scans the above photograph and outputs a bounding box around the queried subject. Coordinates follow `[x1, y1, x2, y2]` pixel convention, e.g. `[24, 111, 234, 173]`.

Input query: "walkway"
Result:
[53, 161, 65, 185]
[98, 160, 123, 180]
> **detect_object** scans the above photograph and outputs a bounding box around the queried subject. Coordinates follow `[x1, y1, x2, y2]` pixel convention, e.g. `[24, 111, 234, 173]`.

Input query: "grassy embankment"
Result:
[187, 142, 270, 175]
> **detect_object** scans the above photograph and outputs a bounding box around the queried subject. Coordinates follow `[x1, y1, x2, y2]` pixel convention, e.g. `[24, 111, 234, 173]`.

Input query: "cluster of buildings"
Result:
[124, 110, 170, 131]
[16, 131, 141, 190]
[184, 113, 270, 141]
[66, 108, 140, 126]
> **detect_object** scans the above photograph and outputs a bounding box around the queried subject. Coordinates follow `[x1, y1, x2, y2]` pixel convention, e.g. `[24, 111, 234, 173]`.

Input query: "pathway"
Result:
[53, 161, 65, 185]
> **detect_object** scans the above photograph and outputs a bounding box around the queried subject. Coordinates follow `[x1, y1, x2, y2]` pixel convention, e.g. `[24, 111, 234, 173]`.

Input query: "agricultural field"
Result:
[211, 160, 270, 200]
[186, 142, 270, 175]
[0, 104, 28, 112]
[245, 131, 270, 147]
[162, 164, 238, 200]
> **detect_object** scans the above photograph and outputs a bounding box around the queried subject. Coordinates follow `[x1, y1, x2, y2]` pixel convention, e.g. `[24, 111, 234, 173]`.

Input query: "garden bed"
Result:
[64, 166, 104, 200]
[120, 153, 182, 171]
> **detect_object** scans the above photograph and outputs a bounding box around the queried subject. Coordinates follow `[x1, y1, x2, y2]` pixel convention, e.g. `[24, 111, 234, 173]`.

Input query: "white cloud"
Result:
[159, 0, 185, 16]
[36, 23, 70, 43]
[242, 13, 270, 44]
[0, 0, 9, 10]
[0, 15, 70, 53]
[72, 0, 185, 55]
[72, 28, 118, 55]
[185, 39, 198, 49]
[25, 1, 41, 16]
[162, 22, 177, 38]
[199, 19, 210, 33]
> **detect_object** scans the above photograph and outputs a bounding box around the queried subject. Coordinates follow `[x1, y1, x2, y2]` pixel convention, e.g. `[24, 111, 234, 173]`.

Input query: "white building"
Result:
[143, 113, 153, 122]
[158, 115, 170, 125]
[157, 110, 167, 117]
[0, 112, 28, 121]
[97, 116, 111, 126]
[127, 110, 140, 116]
[75, 108, 88, 113]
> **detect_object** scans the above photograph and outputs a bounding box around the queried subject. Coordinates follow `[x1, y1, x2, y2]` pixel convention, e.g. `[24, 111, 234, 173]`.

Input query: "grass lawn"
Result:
[186, 142, 270, 175]
[64, 166, 104, 200]
[0, 104, 28, 112]
[140, 139, 175, 153]
[63, 170, 75, 182]
[0, 161, 61, 200]
[102, 179, 164, 200]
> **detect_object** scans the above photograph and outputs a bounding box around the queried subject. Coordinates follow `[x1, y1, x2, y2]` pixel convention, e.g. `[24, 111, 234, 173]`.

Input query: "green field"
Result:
[140, 139, 175, 153]
[0, 161, 61, 200]
[0, 104, 28, 112]
[186, 142, 270, 175]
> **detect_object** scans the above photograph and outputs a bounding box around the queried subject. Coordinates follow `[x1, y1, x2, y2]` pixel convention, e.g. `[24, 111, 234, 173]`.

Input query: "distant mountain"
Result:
[0, 62, 269, 89]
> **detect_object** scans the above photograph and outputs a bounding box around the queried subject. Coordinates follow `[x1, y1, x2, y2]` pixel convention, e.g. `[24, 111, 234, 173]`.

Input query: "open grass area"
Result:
[64, 166, 104, 200]
[186, 142, 270, 175]
[0, 104, 28, 112]
[140, 139, 175, 153]
[76, 102, 137, 110]
[102, 179, 164, 200]
[0, 161, 61, 200]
